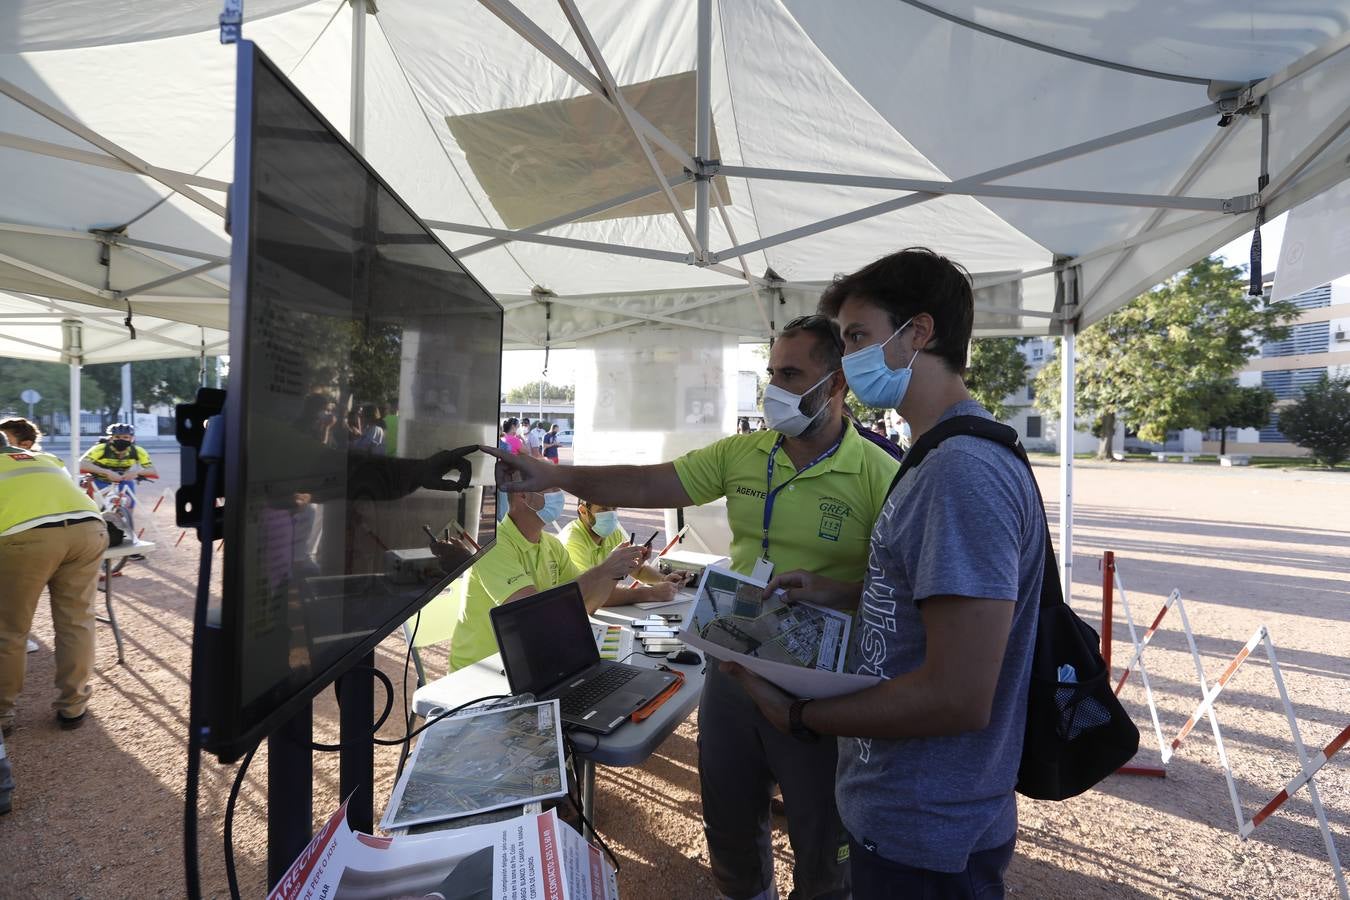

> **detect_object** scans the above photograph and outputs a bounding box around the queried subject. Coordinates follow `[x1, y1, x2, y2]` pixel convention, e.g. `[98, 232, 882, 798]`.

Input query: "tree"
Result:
[506, 380, 575, 403]
[85, 357, 218, 415]
[0, 358, 108, 428]
[1034, 257, 1294, 459]
[1200, 383, 1275, 455]
[1277, 374, 1350, 467]
[966, 337, 1029, 420]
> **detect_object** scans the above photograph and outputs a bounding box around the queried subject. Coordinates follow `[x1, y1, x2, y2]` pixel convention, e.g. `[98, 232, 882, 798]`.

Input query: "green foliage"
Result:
[0, 357, 219, 432]
[1277, 374, 1350, 467]
[1201, 383, 1275, 432]
[505, 380, 575, 403]
[1034, 257, 1294, 443]
[85, 357, 216, 412]
[844, 390, 889, 425]
[0, 358, 103, 422]
[966, 337, 1029, 420]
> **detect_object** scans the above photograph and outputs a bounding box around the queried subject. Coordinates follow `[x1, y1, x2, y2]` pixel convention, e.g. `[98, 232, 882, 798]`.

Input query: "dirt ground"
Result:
[0, 459, 1346, 899]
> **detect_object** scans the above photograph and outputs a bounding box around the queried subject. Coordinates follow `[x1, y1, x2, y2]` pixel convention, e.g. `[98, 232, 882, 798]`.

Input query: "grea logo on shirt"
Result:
[816, 496, 852, 541]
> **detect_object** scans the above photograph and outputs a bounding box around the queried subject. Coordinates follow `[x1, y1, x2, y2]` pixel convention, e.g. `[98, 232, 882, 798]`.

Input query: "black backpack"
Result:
[891, 415, 1139, 801]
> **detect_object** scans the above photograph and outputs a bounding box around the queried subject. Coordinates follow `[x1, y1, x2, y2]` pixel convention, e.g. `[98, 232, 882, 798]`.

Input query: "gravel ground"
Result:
[0, 459, 1346, 899]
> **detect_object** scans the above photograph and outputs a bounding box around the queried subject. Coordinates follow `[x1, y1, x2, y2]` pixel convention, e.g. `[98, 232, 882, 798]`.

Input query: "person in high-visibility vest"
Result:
[0, 429, 108, 734]
[79, 422, 158, 490]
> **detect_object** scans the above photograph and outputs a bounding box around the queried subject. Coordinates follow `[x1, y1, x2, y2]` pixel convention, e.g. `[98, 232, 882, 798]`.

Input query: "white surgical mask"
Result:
[590, 510, 620, 537]
[762, 370, 837, 437]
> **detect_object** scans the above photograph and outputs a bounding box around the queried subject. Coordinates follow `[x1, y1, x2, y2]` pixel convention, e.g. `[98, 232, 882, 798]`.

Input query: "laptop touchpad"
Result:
[609, 690, 650, 709]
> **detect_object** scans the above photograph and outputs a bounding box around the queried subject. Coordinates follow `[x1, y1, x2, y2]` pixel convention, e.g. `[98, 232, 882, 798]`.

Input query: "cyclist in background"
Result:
[80, 423, 158, 492]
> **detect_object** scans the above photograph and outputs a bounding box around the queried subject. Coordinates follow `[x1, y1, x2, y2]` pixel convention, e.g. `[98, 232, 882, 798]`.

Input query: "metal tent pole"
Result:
[694, 0, 712, 259]
[1053, 313, 1074, 601]
[337, 0, 377, 837]
[121, 363, 132, 424]
[69, 363, 81, 472]
[62, 320, 83, 473]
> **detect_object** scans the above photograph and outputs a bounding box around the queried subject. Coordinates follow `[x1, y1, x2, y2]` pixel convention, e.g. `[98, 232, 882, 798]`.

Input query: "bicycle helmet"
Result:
[106, 423, 135, 437]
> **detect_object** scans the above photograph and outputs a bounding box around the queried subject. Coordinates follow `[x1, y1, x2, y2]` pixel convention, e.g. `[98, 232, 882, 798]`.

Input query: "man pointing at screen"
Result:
[486, 317, 898, 900]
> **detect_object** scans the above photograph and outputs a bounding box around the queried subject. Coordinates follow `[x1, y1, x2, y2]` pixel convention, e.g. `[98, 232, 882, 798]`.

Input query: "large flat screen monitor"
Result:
[207, 41, 502, 761]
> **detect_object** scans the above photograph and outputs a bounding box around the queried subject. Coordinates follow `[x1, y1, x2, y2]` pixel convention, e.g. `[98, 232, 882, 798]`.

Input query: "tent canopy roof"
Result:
[3, 0, 1349, 351]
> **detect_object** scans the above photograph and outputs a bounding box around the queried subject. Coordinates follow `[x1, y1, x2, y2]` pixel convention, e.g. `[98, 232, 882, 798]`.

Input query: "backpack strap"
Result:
[849, 417, 905, 463]
[886, 415, 1063, 611]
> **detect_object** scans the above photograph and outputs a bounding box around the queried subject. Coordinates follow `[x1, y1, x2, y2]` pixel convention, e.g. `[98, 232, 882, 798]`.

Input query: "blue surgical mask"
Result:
[590, 510, 620, 537]
[841, 319, 920, 410]
[535, 490, 566, 525]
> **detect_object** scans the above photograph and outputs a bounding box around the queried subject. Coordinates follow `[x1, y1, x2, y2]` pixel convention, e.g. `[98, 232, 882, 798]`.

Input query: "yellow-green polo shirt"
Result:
[672, 423, 898, 581]
[562, 519, 626, 572]
[450, 513, 582, 670]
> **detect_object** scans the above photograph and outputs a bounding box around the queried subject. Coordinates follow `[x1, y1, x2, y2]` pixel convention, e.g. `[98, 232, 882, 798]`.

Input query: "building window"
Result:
[1031, 346, 1044, 361]
[1026, 415, 1042, 439]
[1027, 384, 1035, 401]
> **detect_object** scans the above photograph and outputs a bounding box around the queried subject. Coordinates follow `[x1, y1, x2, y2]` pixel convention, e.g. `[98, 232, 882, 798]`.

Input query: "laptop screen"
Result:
[490, 583, 599, 696]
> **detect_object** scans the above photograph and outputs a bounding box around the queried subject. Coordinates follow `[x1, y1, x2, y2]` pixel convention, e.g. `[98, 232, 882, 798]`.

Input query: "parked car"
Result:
[1122, 435, 1160, 453]
[556, 429, 574, 446]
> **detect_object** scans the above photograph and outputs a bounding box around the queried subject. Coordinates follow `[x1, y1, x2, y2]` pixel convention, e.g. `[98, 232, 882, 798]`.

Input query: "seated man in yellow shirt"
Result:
[449, 487, 643, 671]
[561, 499, 689, 606]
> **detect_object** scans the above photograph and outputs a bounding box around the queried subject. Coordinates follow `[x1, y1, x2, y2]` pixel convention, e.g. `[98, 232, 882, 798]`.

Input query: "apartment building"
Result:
[1209, 277, 1350, 457]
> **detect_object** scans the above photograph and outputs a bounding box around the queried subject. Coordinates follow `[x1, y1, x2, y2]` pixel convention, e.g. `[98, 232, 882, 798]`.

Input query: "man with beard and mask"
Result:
[446, 486, 646, 671]
[485, 316, 898, 900]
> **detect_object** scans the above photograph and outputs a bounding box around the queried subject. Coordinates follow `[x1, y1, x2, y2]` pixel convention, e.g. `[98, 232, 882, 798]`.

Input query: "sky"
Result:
[500, 214, 1291, 392]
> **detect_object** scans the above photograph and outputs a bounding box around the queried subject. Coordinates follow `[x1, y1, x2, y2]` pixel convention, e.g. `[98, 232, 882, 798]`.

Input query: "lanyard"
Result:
[761, 432, 844, 559]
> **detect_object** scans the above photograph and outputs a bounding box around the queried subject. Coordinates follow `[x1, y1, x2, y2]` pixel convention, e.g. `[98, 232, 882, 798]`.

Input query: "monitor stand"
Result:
[265, 657, 376, 888]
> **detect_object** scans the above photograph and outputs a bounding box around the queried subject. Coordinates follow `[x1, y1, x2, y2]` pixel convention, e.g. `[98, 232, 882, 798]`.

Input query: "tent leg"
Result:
[1059, 318, 1075, 598]
[69, 362, 81, 474]
[694, 0, 712, 257]
[350, 0, 367, 152]
[121, 363, 132, 424]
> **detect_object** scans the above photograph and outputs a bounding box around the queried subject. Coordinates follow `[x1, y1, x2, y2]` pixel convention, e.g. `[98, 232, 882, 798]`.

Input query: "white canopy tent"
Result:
[4, 0, 1350, 587]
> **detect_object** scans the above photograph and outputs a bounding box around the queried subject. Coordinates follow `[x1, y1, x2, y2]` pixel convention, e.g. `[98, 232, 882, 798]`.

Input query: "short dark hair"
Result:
[819, 247, 974, 374]
[778, 314, 845, 371]
[0, 417, 38, 444]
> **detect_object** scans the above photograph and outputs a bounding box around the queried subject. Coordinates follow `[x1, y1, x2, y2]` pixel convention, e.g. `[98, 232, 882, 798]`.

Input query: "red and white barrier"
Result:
[1105, 555, 1347, 899]
[1243, 724, 1350, 837]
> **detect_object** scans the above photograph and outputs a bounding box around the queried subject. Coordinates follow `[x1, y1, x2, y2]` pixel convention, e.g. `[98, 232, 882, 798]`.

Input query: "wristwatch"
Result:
[788, 698, 818, 743]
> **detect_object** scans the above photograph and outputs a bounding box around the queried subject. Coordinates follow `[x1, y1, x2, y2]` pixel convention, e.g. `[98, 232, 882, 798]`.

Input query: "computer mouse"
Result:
[667, 649, 702, 665]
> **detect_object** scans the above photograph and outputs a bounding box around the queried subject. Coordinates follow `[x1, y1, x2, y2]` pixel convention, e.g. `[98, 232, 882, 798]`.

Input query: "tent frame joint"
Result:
[1222, 193, 1261, 214]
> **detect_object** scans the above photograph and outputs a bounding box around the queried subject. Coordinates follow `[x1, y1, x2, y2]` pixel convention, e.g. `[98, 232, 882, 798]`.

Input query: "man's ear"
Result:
[830, 367, 848, 397]
[909, 313, 937, 352]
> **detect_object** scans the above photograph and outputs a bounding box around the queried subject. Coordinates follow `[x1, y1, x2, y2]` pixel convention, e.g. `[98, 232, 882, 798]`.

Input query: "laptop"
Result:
[490, 583, 678, 735]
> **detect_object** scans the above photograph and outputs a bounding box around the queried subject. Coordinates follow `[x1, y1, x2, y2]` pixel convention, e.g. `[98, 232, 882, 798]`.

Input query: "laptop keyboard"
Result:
[560, 666, 640, 716]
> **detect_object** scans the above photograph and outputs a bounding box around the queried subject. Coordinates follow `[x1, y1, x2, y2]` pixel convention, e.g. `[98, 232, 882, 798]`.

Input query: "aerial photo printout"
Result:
[382, 700, 567, 831]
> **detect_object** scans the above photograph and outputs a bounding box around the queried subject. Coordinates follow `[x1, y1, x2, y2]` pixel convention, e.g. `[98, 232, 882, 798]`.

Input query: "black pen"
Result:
[421, 524, 438, 543]
[642, 532, 657, 550]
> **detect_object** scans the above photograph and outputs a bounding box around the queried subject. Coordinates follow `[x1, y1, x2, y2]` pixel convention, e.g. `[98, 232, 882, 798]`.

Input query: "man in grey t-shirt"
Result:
[726, 248, 1043, 899]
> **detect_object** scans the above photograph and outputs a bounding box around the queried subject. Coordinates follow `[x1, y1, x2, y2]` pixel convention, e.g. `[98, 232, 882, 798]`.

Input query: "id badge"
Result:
[751, 558, 775, 583]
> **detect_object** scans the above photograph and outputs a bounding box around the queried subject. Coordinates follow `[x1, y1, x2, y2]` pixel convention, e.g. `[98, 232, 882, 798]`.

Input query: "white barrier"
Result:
[1110, 565, 1347, 899]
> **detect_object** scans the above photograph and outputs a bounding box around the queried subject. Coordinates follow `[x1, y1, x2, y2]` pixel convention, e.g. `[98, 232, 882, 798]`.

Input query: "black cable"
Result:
[224, 740, 259, 900]
[375, 693, 510, 746]
[563, 734, 621, 871]
[395, 611, 421, 782]
[183, 458, 220, 900]
[309, 665, 395, 751]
